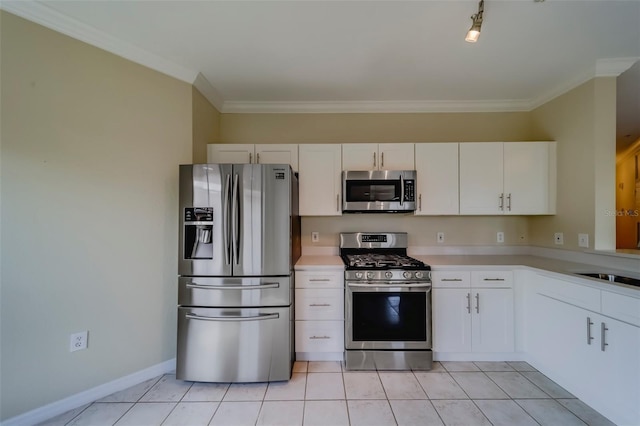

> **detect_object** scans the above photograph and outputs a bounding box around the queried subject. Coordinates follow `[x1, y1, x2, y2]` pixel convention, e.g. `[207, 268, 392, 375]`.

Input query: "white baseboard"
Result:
[1, 358, 176, 426]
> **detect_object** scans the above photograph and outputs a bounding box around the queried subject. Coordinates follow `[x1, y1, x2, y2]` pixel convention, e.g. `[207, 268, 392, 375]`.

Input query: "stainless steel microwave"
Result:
[342, 170, 416, 213]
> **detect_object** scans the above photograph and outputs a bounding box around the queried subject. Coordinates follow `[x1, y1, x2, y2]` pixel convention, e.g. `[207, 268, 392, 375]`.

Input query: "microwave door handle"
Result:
[400, 175, 404, 206]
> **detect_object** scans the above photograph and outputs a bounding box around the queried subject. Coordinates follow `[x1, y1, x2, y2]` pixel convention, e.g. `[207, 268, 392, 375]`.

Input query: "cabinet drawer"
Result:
[295, 271, 344, 288]
[295, 289, 344, 320]
[537, 275, 600, 312]
[432, 271, 471, 288]
[295, 321, 344, 352]
[472, 270, 513, 288]
[602, 291, 640, 327]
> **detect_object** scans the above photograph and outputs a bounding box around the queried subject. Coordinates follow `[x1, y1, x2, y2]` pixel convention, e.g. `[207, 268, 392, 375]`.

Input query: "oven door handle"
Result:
[347, 282, 432, 289]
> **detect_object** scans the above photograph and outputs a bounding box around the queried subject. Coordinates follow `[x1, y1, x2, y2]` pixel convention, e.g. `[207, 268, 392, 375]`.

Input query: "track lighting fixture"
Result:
[465, 0, 484, 43]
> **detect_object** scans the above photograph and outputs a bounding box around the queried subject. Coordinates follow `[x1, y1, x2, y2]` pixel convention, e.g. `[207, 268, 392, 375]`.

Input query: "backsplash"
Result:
[301, 215, 529, 247]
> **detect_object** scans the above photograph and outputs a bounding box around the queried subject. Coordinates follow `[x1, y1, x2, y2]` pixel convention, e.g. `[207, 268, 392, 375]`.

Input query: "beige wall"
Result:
[0, 12, 192, 420]
[192, 87, 220, 163]
[221, 111, 535, 247]
[529, 78, 617, 251]
[221, 112, 533, 144]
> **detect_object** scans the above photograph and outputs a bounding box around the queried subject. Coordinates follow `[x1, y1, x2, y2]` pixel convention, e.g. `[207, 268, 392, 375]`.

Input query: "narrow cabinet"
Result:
[207, 144, 299, 171]
[295, 270, 344, 361]
[299, 144, 342, 216]
[342, 143, 414, 171]
[432, 270, 514, 355]
[414, 143, 459, 215]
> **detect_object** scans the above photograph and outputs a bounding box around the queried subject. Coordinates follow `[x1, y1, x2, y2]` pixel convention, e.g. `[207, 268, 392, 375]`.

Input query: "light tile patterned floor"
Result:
[37, 361, 615, 426]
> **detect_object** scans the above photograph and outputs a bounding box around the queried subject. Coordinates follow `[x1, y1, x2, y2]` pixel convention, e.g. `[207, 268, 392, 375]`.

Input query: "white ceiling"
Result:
[3, 1, 640, 148]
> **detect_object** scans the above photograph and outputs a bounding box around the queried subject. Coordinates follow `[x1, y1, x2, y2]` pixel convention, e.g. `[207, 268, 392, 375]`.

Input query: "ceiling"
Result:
[3, 1, 640, 151]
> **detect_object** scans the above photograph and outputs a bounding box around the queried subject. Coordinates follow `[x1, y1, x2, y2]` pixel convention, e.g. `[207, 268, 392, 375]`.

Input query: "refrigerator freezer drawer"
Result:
[176, 306, 293, 383]
[178, 276, 291, 307]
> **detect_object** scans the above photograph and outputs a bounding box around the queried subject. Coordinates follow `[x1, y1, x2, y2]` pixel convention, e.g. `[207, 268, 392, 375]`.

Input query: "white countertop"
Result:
[295, 253, 640, 296]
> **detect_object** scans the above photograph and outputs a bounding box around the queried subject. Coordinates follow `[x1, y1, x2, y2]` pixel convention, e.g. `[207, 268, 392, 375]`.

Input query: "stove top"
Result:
[342, 253, 428, 270]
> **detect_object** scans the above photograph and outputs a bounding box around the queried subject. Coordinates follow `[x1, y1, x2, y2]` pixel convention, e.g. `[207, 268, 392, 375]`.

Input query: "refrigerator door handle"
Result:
[232, 173, 240, 265]
[186, 282, 280, 290]
[185, 313, 279, 322]
[222, 173, 232, 265]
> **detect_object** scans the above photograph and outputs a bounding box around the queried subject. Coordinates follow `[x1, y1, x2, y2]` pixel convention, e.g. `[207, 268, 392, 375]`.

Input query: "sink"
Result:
[576, 273, 640, 288]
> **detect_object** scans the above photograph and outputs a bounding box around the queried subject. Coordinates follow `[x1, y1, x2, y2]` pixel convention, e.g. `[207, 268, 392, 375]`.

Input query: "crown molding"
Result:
[1, 1, 198, 84]
[220, 99, 532, 114]
[193, 73, 225, 112]
[596, 57, 639, 77]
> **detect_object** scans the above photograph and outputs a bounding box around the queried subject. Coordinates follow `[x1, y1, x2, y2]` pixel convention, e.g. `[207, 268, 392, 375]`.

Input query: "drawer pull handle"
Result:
[483, 278, 505, 281]
[186, 282, 279, 290]
[309, 279, 332, 282]
[309, 303, 331, 307]
[442, 278, 463, 282]
[186, 313, 279, 322]
[310, 335, 331, 340]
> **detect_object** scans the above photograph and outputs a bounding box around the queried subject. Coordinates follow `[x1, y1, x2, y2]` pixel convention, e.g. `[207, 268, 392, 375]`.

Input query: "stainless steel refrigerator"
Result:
[176, 164, 300, 382]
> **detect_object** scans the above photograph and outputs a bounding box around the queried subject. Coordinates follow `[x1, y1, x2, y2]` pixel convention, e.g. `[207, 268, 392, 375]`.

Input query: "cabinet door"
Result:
[342, 144, 378, 170]
[207, 144, 254, 163]
[378, 143, 414, 170]
[471, 289, 514, 352]
[504, 142, 554, 214]
[594, 315, 640, 426]
[459, 142, 504, 215]
[255, 144, 299, 172]
[299, 144, 342, 216]
[527, 294, 596, 400]
[433, 288, 472, 352]
[415, 143, 459, 215]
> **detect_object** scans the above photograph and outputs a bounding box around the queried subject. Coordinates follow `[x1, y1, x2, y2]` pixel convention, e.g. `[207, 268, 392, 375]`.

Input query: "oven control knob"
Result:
[367, 271, 375, 280]
[355, 271, 364, 279]
[415, 271, 424, 279]
[403, 271, 413, 279]
[385, 271, 393, 279]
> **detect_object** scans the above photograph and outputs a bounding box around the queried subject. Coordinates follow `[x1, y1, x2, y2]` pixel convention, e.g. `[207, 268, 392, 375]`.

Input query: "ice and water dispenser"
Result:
[184, 207, 213, 259]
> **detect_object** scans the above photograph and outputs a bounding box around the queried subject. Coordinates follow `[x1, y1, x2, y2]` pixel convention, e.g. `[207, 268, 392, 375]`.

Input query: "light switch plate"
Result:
[311, 232, 319, 243]
[578, 233, 589, 248]
[437, 232, 444, 243]
[497, 232, 504, 243]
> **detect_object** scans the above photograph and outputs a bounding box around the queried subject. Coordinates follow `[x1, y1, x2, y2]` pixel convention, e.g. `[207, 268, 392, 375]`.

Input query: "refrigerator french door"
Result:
[177, 164, 299, 383]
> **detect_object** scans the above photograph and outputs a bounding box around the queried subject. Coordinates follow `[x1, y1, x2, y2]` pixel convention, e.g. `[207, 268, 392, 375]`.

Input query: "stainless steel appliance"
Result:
[177, 164, 300, 383]
[341, 232, 432, 370]
[342, 170, 416, 213]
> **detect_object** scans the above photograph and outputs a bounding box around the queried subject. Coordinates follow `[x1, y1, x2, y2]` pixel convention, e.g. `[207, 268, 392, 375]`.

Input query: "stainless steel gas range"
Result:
[341, 232, 433, 371]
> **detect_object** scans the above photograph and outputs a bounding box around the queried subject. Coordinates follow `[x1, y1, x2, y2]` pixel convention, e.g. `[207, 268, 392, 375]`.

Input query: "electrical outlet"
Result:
[578, 233, 589, 248]
[311, 231, 319, 243]
[554, 232, 564, 245]
[497, 232, 504, 243]
[70, 331, 88, 352]
[436, 232, 445, 243]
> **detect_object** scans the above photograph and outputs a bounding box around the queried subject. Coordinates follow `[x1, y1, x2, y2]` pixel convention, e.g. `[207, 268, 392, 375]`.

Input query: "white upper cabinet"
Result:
[459, 142, 556, 215]
[414, 143, 459, 215]
[207, 144, 254, 164]
[207, 144, 299, 171]
[503, 142, 555, 214]
[299, 144, 342, 216]
[342, 143, 414, 171]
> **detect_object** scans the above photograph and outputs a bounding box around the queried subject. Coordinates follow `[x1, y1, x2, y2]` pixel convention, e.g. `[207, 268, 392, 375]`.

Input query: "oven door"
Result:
[345, 282, 431, 350]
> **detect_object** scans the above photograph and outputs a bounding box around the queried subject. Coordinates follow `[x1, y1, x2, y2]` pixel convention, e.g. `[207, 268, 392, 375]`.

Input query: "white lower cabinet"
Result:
[294, 269, 344, 361]
[528, 275, 640, 426]
[432, 270, 514, 356]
